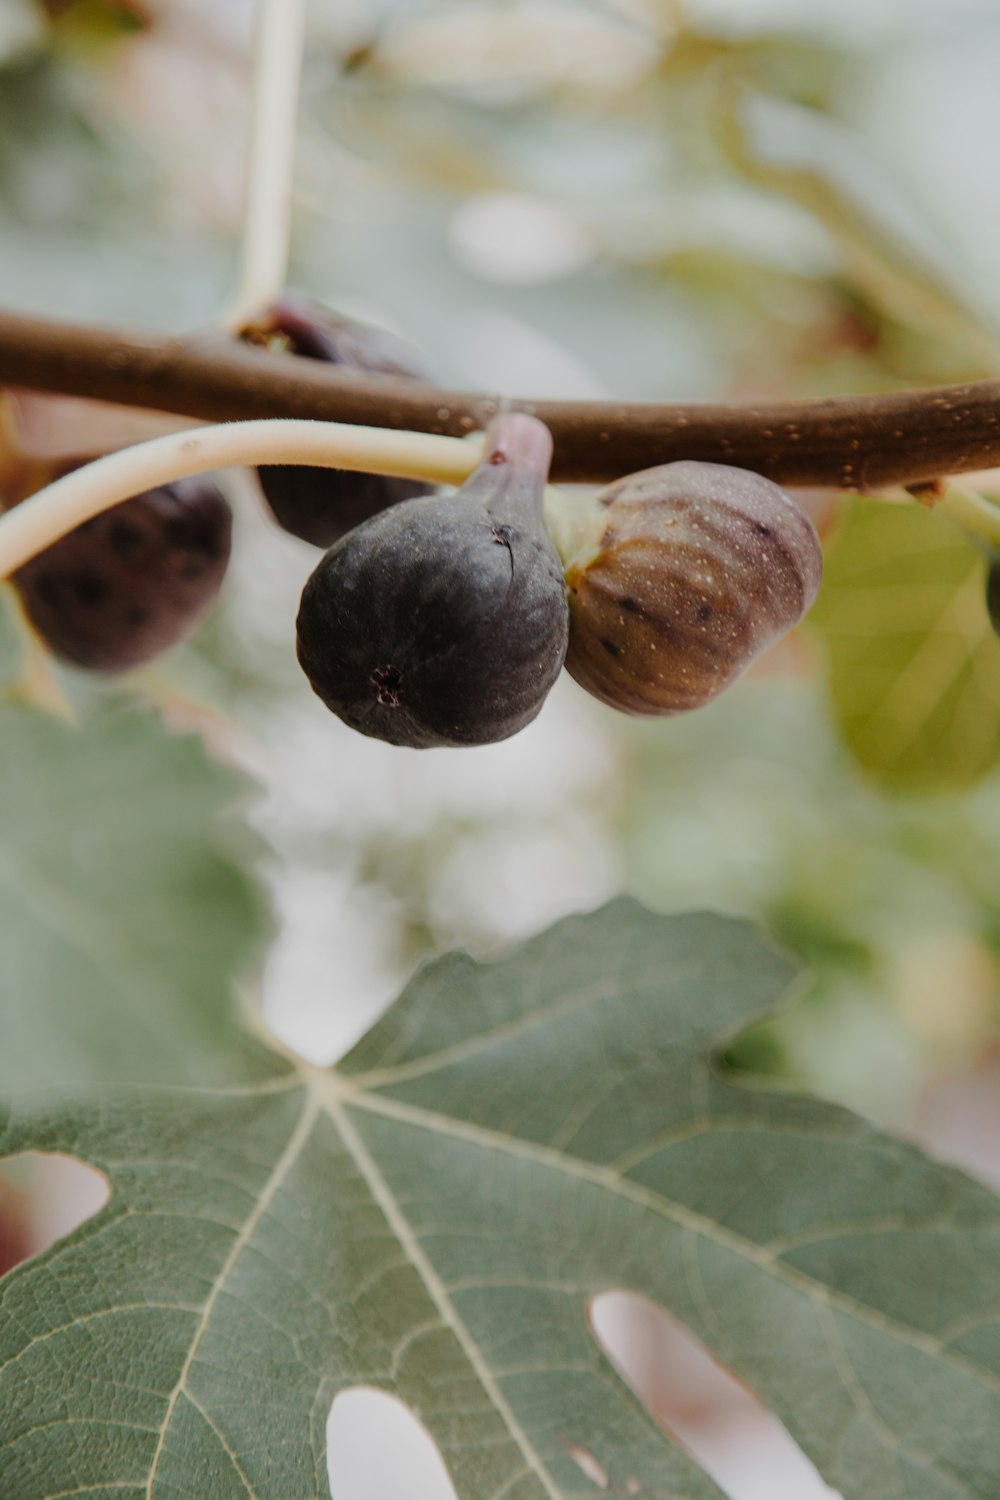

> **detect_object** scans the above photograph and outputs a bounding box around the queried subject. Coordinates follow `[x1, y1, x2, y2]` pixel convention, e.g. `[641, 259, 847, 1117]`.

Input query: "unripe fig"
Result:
[295, 414, 568, 747]
[562, 460, 822, 715]
[241, 292, 432, 547]
[11, 469, 232, 672]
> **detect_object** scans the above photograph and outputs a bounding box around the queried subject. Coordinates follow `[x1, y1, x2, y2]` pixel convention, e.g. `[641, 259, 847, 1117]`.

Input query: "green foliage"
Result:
[0, 698, 272, 1092]
[4, 899, 1000, 1498]
[615, 679, 1000, 1114]
[811, 498, 1000, 789]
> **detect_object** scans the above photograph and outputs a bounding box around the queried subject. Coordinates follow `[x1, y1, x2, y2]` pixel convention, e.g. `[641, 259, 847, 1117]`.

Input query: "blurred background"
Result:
[3, 1, 1000, 1496]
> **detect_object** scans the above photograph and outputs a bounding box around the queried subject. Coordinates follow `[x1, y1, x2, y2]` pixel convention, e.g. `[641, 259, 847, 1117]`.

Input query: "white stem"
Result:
[935, 481, 1000, 551]
[0, 420, 482, 576]
[225, 0, 308, 329]
[880, 481, 1000, 551]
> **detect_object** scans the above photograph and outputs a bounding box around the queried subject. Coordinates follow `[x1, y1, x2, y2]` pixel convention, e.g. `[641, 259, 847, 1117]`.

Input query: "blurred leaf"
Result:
[0, 0, 47, 66]
[0, 584, 23, 683]
[44, 0, 148, 47]
[811, 496, 1000, 788]
[326, 74, 527, 195]
[5, 901, 1000, 1497]
[613, 679, 1000, 1115]
[0, 584, 76, 722]
[714, 79, 1000, 374]
[0, 701, 272, 1091]
[661, 27, 852, 112]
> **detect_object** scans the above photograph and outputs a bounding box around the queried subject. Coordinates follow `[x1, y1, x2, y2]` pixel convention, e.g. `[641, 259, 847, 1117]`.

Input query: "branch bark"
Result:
[1, 308, 1000, 488]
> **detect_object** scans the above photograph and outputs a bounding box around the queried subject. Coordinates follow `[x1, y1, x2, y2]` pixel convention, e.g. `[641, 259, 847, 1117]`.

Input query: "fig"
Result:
[562, 460, 822, 715]
[241, 292, 432, 547]
[295, 413, 568, 747]
[11, 468, 232, 672]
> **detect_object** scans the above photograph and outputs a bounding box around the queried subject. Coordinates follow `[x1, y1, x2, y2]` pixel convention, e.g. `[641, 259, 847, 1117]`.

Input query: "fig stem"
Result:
[0, 419, 485, 575]
[886, 480, 1000, 551]
[483, 412, 554, 476]
[934, 482, 1000, 551]
[224, 0, 307, 330]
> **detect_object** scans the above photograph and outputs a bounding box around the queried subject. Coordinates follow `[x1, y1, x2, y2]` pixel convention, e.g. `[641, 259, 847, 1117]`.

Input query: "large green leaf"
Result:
[810, 496, 1000, 787]
[4, 901, 1000, 1499]
[0, 701, 272, 1091]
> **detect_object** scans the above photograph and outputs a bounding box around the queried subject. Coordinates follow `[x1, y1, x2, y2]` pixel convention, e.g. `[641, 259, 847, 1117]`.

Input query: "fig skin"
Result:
[295, 413, 569, 748]
[563, 460, 822, 715]
[11, 470, 232, 672]
[241, 292, 432, 547]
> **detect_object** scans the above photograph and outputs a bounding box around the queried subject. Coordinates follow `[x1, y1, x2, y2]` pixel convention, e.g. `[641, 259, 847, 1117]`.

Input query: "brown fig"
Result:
[562, 460, 822, 715]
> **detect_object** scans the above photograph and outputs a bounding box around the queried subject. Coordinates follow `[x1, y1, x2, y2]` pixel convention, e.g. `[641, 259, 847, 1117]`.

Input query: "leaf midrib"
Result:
[331, 1078, 1000, 1397]
[9, 1053, 995, 1499]
[331, 1098, 561, 1500]
[330, 1079, 992, 1493]
[340, 954, 749, 1095]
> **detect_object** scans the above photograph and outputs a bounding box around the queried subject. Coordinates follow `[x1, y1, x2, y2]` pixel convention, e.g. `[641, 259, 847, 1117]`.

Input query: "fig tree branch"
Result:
[2, 308, 1000, 489]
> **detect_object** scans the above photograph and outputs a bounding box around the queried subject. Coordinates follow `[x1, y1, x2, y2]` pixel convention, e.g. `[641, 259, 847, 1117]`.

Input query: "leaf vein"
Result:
[326, 1083, 563, 1500]
[345, 1087, 1000, 1397]
[183, 1388, 259, 1500]
[143, 1092, 319, 1498]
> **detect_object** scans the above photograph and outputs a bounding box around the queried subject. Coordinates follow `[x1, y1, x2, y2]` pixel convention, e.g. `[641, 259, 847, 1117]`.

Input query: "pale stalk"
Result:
[0, 420, 482, 576]
[225, 0, 308, 328]
[876, 481, 1000, 551]
[933, 482, 1000, 551]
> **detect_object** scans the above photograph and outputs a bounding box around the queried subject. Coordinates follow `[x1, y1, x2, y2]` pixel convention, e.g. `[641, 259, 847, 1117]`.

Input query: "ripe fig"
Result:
[295, 413, 568, 747]
[562, 460, 822, 715]
[241, 292, 432, 547]
[11, 468, 232, 672]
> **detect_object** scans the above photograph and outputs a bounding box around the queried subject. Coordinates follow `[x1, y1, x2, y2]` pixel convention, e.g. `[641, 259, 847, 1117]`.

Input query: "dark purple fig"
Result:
[563, 460, 822, 715]
[240, 292, 432, 547]
[295, 413, 568, 748]
[11, 469, 232, 672]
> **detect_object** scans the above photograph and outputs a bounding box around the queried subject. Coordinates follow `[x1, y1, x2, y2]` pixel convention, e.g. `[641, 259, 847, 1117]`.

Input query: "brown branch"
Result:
[1, 307, 999, 488]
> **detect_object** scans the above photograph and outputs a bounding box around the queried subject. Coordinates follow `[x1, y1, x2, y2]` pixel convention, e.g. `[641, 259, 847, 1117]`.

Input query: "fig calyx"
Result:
[562, 460, 822, 715]
[240, 291, 432, 547]
[10, 466, 232, 672]
[295, 413, 569, 748]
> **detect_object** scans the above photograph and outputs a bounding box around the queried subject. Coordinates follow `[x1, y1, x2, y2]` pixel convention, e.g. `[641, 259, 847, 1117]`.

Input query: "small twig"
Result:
[225, 0, 308, 328]
[3, 309, 1000, 488]
[0, 419, 481, 577]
